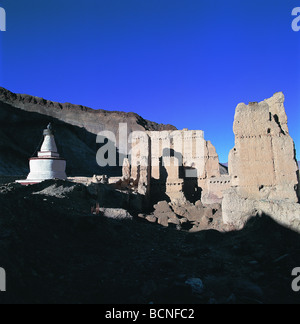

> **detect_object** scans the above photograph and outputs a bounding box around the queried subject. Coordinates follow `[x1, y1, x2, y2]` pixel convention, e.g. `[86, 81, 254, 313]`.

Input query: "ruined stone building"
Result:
[120, 129, 230, 205]
[222, 92, 300, 232]
[120, 92, 300, 233]
[64, 90, 300, 232]
[147, 130, 226, 205]
[228, 92, 299, 202]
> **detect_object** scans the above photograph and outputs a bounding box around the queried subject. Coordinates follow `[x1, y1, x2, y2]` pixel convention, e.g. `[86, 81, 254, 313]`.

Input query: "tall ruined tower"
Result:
[229, 92, 299, 203]
[223, 93, 300, 232]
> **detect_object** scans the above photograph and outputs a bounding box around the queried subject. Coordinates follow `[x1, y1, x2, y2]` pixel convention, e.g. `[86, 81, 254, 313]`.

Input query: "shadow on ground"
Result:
[0, 181, 299, 304]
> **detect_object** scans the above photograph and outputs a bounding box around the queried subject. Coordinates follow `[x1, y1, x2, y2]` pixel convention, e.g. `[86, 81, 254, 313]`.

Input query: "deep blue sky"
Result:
[0, 0, 299, 162]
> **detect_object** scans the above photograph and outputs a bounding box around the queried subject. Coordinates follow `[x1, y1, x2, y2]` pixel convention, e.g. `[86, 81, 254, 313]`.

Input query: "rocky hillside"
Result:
[0, 87, 176, 135]
[0, 87, 176, 177]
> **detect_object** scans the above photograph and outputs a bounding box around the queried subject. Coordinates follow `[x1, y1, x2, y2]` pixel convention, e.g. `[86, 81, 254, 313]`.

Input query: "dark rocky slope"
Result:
[0, 87, 176, 135]
[0, 180, 299, 304]
[0, 87, 176, 177]
[0, 103, 107, 177]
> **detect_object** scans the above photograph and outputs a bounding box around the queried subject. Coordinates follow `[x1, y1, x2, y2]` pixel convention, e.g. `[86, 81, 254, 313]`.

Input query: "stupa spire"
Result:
[39, 123, 59, 157]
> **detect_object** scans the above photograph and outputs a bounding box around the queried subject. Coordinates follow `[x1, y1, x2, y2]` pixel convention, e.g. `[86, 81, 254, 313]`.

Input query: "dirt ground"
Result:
[0, 181, 300, 304]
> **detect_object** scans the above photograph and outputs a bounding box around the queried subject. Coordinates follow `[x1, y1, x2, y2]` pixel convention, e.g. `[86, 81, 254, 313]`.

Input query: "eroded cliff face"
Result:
[0, 87, 176, 177]
[0, 87, 177, 136]
[223, 93, 300, 232]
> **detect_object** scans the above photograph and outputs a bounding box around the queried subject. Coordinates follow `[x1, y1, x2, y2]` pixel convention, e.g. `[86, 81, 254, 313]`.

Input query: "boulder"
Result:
[157, 214, 169, 227]
[154, 201, 172, 213]
[146, 215, 157, 223]
[100, 208, 133, 220]
[172, 205, 188, 218]
[185, 205, 203, 222]
[168, 217, 181, 225]
[179, 217, 188, 224]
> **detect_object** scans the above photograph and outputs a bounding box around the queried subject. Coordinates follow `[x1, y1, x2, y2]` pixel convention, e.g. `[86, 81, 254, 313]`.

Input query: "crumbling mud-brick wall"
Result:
[223, 93, 300, 232]
[228, 92, 299, 203]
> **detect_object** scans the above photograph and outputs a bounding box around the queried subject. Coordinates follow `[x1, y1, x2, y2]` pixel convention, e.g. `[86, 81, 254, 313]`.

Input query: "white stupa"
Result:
[17, 123, 67, 185]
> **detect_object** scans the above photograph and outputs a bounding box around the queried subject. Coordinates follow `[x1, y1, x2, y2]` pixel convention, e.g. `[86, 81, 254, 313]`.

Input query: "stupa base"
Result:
[16, 179, 45, 186]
